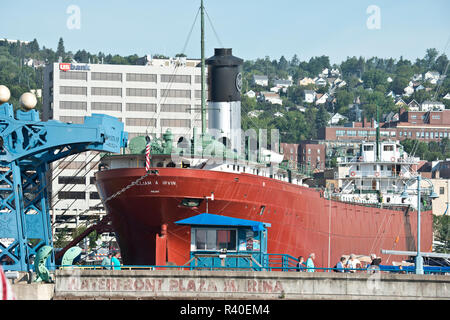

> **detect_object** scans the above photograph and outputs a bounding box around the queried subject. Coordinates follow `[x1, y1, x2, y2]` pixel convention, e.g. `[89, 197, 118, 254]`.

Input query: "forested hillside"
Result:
[1, 37, 448, 145]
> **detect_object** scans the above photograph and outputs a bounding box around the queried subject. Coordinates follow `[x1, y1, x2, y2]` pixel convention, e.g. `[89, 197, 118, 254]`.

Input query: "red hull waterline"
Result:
[95, 167, 433, 269]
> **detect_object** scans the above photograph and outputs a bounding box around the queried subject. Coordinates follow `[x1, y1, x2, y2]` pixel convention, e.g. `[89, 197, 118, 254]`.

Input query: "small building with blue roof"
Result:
[175, 213, 271, 270]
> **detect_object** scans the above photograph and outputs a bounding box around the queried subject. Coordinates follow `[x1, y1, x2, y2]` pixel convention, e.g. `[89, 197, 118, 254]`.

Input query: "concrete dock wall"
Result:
[52, 269, 450, 300]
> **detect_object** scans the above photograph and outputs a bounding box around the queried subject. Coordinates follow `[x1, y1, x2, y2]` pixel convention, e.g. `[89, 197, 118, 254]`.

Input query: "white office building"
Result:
[43, 58, 205, 233]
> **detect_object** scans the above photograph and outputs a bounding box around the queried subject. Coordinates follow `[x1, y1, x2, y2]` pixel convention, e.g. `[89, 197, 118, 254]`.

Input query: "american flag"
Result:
[145, 142, 151, 172]
[0, 266, 15, 300]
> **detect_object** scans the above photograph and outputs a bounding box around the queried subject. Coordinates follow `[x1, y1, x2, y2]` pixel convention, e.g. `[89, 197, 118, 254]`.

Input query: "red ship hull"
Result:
[95, 167, 433, 268]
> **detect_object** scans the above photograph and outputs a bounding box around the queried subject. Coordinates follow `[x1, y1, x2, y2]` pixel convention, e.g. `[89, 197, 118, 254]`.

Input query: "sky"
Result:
[1, 0, 449, 65]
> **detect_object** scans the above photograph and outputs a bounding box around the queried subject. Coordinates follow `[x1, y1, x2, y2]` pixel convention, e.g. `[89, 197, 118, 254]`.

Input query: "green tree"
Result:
[316, 104, 330, 133]
[335, 89, 354, 113]
[29, 38, 40, 53]
[390, 76, 408, 95]
[56, 37, 65, 58]
[433, 215, 449, 253]
[362, 69, 387, 89]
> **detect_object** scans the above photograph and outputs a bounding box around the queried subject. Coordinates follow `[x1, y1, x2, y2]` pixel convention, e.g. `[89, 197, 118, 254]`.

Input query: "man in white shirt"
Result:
[345, 254, 361, 273]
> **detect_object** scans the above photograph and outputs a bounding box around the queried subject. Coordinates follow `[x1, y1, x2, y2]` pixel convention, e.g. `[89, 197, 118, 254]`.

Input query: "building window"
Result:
[57, 161, 85, 169]
[60, 86, 87, 95]
[58, 176, 86, 184]
[383, 145, 394, 151]
[161, 74, 191, 83]
[440, 187, 445, 195]
[161, 89, 191, 98]
[60, 101, 87, 110]
[126, 88, 156, 97]
[59, 191, 85, 200]
[126, 103, 157, 112]
[194, 229, 237, 251]
[91, 102, 122, 111]
[91, 72, 122, 81]
[126, 73, 157, 82]
[336, 130, 345, 136]
[60, 71, 87, 80]
[89, 192, 100, 199]
[91, 87, 122, 96]
[160, 104, 190, 113]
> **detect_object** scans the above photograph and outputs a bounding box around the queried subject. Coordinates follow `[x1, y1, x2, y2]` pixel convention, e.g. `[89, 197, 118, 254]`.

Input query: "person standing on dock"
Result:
[111, 252, 121, 270]
[345, 254, 361, 273]
[334, 256, 346, 272]
[306, 253, 315, 272]
[101, 253, 112, 270]
[296, 256, 306, 272]
[367, 253, 381, 273]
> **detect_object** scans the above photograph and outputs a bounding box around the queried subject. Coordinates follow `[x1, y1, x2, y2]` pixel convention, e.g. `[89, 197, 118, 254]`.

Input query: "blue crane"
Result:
[0, 90, 127, 272]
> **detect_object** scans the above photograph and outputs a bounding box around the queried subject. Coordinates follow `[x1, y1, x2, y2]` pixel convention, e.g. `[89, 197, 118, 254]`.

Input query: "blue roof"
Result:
[175, 213, 270, 232]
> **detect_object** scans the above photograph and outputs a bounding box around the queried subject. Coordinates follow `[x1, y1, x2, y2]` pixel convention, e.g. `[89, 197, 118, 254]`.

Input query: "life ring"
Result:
[375, 172, 380, 177]
[350, 171, 356, 177]
[399, 172, 403, 177]
[391, 156, 396, 162]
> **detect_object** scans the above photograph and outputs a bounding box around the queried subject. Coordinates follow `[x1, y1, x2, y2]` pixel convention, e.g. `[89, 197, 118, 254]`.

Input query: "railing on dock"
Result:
[54, 263, 450, 275]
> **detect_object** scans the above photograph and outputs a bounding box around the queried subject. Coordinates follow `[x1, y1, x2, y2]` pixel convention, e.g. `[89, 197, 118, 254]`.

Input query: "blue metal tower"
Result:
[0, 100, 127, 272]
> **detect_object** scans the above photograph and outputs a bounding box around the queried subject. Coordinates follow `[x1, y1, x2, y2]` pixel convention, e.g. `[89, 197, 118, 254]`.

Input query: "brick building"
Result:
[298, 141, 326, 171]
[319, 109, 450, 142]
[280, 143, 299, 167]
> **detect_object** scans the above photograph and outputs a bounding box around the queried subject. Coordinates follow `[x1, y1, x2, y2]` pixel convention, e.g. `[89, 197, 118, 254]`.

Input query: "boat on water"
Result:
[94, 3, 434, 269]
[95, 130, 434, 268]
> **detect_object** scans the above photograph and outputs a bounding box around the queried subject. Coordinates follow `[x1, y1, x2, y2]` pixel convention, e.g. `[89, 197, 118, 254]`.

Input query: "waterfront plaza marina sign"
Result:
[59, 63, 90, 71]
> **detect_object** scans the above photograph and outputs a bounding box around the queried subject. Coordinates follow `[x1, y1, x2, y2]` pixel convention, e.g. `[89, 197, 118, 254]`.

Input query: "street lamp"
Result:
[401, 175, 438, 274]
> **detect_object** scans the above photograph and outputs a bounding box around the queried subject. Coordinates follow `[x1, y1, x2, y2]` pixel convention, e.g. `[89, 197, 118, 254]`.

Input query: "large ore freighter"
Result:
[94, 46, 433, 269]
